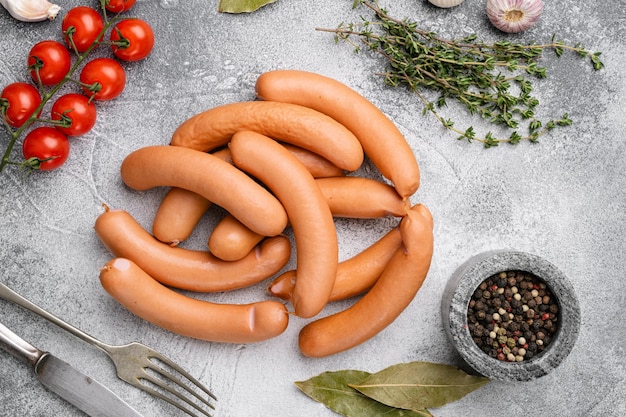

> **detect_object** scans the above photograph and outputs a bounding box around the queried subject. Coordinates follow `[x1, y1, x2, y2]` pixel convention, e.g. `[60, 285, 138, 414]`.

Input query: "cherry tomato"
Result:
[104, 0, 136, 13]
[27, 40, 71, 86]
[51, 93, 97, 136]
[62, 6, 105, 53]
[22, 127, 70, 171]
[110, 18, 154, 62]
[0, 82, 42, 128]
[80, 58, 126, 101]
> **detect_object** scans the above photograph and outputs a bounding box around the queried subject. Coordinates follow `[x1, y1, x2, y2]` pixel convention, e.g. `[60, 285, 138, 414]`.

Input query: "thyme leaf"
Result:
[317, 1, 604, 147]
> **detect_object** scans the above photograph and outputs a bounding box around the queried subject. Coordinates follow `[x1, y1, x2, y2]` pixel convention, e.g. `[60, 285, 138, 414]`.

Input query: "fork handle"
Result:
[0, 282, 107, 351]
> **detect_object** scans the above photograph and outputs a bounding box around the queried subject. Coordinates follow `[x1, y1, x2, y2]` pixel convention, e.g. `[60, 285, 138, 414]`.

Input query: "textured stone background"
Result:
[1, 0, 624, 416]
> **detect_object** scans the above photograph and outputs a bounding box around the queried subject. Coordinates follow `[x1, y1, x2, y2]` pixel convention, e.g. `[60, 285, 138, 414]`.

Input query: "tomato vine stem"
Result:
[0, 0, 124, 173]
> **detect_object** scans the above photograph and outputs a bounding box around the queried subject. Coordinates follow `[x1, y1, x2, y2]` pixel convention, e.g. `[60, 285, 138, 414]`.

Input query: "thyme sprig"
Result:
[318, 1, 604, 147]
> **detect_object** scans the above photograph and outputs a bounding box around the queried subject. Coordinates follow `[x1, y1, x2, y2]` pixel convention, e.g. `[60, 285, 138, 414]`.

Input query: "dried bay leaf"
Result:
[217, 0, 277, 13]
[295, 370, 432, 417]
[350, 361, 490, 411]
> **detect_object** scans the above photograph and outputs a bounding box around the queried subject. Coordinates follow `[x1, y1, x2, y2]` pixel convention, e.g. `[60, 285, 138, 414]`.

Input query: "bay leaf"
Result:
[350, 361, 490, 411]
[217, 0, 277, 13]
[295, 370, 432, 417]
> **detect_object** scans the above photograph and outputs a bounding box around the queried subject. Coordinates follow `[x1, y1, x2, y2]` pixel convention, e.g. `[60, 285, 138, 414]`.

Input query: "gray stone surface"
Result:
[1, 0, 625, 416]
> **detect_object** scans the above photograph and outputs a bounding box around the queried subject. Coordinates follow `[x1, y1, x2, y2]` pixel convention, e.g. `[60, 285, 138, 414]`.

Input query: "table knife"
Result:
[0, 321, 144, 417]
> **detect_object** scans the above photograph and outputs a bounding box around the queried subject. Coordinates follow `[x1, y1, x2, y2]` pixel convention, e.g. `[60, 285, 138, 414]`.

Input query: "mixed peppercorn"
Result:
[467, 270, 560, 362]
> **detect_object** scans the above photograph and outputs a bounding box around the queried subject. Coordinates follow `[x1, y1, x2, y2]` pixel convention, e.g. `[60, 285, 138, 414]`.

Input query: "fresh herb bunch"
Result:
[318, 1, 604, 147]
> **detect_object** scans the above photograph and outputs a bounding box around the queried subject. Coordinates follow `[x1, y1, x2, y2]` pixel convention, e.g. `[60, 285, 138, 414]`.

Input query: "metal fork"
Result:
[0, 282, 217, 417]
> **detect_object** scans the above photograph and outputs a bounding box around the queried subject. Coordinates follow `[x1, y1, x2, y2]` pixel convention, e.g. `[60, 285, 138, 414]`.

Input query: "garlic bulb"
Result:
[0, 0, 61, 22]
[486, 0, 543, 33]
[428, 0, 466, 8]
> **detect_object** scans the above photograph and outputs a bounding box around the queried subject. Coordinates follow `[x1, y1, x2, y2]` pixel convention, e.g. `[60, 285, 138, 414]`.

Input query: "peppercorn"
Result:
[467, 270, 559, 363]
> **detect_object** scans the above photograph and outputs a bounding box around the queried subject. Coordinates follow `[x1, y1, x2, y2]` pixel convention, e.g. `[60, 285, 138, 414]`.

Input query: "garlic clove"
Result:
[486, 0, 543, 33]
[428, 0, 466, 8]
[0, 0, 61, 22]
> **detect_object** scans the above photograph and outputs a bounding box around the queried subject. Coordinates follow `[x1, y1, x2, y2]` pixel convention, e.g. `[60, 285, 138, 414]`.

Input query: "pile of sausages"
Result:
[95, 70, 434, 358]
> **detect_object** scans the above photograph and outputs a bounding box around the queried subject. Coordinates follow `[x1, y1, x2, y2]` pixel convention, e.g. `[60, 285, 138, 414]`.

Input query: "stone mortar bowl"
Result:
[441, 250, 581, 382]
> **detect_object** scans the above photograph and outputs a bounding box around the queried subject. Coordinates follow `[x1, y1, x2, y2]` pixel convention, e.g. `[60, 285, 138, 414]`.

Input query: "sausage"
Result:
[280, 143, 345, 178]
[94, 207, 292, 292]
[99, 258, 289, 343]
[153, 145, 342, 247]
[120, 145, 288, 237]
[229, 130, 338, 319]
[208, 175, 405, 261]
[255, 70, 420, 198]
[153, 188, 212, 246]
[170, 101, 364, 172]
[298, 204, 434, 358]
[152, 148, 231, 246]
[208, 213, 265, 262]
[208, 174, 405, 261]
[268, 225, 402, 302]
[316, 176, 409, 218]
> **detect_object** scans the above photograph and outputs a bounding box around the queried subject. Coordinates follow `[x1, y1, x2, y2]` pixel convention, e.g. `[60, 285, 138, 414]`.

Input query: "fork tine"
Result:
[148, 350, 218, 402]
[146, 362, 216, 411]
[135, 377, 213, 417]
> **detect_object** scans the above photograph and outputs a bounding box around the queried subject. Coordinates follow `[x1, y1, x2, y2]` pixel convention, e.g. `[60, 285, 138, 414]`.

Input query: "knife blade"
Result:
[0, 321, 144, 417]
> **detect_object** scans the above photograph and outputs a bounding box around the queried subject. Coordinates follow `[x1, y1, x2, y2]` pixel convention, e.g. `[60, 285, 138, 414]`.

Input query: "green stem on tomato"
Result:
[0, 14, 123, 173]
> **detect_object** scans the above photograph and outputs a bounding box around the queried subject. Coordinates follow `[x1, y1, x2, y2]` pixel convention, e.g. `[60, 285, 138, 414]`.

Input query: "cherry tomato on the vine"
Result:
[62, 6, 105, 53]
[51, 93, 97, 136]
[0, 82, 42, 128]
[27, 40, 72, 86]
[22, 126, 70, 171]
[104, 0, 136, 13]
[110, 18, 154, 62]
[80, 58, 126, 101]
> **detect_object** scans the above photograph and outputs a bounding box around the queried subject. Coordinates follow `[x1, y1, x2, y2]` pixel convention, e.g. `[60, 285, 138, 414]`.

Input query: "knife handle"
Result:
[0, 321, 44, 367]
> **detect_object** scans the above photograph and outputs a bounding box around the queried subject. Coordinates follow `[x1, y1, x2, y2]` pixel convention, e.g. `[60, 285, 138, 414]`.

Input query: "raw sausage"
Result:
[208, 213, 265, 262]
[268, 225, 402, 302]
[94, 207, 292, 292]
[152, 148, 231, 245]
[170, 101, 364, 171]
[100, 258, 289, 343]
[279, 143, 345, 178]
[317, 176, 409, 218]
[255, 70, 420, 198]
[153, 187, 212, 246]
[209, 176, 405, 261]
[229, 130, 338, 319]
[120, 145, 288, 237]
[153, 145, 343, 247]
[298, 204, 434, 357]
